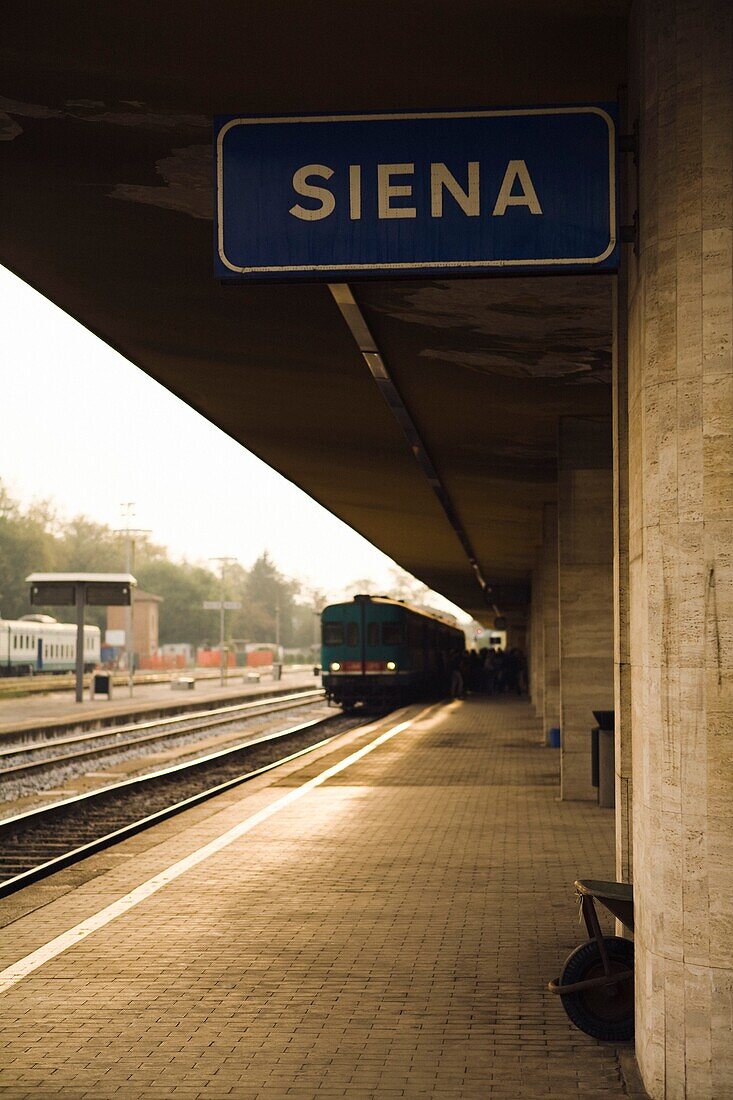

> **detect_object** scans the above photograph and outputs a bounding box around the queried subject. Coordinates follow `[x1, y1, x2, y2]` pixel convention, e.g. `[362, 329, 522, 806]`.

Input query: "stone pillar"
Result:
[530, 548, 545, 720]
[614, 272, 633, 882]
[628, 1, 733, 1095]
[541, 503, 561, 742]
[557, 417, 614, 801]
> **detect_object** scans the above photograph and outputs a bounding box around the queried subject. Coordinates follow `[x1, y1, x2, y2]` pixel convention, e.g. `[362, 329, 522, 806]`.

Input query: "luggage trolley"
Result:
[548, 879, 635, 1042]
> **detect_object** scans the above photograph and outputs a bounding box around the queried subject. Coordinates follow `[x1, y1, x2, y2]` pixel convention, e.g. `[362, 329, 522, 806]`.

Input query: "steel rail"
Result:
[0, 690, 325, 780]
[0, 688, 324, 764]
[0, 692, 326, 781]
[0, 712, 358, 899]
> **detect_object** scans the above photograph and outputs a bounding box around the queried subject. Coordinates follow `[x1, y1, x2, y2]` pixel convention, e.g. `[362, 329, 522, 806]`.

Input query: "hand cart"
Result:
[548, 879, 634, 1042]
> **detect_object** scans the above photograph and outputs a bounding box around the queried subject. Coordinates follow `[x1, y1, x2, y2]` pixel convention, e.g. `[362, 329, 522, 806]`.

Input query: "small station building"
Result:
[107, 589, 162, 666]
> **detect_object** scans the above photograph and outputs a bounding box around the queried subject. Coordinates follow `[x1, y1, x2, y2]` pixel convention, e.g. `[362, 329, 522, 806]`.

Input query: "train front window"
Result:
[367, 622, 379, 646]
[323, 622, 344, 646]
[345, 622, 359, 646]
[382, 621, 404, 645]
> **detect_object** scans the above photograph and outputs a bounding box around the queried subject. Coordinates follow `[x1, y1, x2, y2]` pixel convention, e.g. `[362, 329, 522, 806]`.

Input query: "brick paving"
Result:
[0, 697, 626, 1098]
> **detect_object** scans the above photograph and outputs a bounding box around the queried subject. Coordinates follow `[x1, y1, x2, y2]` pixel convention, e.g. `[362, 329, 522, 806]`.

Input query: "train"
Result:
[321, 594, 465, 710]
[0, 615, 101, 676]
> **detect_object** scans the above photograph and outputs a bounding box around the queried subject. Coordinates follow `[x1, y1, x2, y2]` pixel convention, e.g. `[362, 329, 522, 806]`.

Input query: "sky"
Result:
[0, 264, 469, 620]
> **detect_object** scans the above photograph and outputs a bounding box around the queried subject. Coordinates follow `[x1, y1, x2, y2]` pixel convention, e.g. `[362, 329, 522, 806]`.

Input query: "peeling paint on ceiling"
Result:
[112, 145, 212, 220]
[367, 279, 612, 383]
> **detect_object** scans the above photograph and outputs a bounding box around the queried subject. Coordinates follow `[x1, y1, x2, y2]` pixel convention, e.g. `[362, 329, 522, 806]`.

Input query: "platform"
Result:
[0, 668, 316, 742]
[0, 697, 627, 1098]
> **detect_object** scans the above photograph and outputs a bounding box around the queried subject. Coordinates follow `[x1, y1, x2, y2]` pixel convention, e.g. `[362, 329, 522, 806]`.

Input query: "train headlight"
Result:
[386, 660, 396, 671]
[330, 661, 341, 672]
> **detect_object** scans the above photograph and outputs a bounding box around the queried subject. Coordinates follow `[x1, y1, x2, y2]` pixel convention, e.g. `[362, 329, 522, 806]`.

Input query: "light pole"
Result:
[116, 503, 151, 698]
[210, 557, 236, 687]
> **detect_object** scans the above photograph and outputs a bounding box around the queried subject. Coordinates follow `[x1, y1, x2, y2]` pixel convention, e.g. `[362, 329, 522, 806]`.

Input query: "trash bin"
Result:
[90, 670, 113, 699]
[592, 710, 615, 808]
[591, 727, 600, 789]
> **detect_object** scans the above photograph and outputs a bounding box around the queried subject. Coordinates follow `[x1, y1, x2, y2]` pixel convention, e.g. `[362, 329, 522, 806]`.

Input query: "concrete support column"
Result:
[541, 503, 560, 741]
[629, 1, 733, 1095]
[557, 417, 614, 801]
[614, 270, 633, 882]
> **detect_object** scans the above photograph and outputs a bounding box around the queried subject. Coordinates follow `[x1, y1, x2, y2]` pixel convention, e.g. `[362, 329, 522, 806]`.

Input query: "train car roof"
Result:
[0, 619, 100, 632]
[323, 595, 464, 632]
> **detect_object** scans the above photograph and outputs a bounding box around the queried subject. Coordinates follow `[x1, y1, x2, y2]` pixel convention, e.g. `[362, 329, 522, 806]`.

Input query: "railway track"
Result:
[0, 688, 325, 784]
[0, 710, 365, 898]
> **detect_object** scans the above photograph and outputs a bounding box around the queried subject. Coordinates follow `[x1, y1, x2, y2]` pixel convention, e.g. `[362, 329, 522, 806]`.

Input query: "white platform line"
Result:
[0, 706, 434, 995]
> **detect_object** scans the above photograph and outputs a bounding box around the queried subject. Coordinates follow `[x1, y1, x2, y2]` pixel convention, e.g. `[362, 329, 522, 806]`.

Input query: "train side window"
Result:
[367, 622, 379, 646]
[345, 622, 359, 646]
[323, 622, 344, 646]
[382, 621, 404, 645]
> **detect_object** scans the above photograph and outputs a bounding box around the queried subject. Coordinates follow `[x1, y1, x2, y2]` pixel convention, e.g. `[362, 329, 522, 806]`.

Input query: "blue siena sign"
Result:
[215, 107, 617, 280]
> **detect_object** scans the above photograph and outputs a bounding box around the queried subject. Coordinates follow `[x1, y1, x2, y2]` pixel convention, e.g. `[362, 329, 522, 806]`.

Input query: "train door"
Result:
[37, 637, 43, 672]
[359, 599, 366, 676]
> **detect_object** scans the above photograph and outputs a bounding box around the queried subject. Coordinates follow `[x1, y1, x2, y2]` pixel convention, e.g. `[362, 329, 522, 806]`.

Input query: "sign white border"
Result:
[216, 107, 617, 275]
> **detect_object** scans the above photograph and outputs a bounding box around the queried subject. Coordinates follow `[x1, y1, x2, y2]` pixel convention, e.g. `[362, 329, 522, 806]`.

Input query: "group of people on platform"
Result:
[449, 646, 527, 700]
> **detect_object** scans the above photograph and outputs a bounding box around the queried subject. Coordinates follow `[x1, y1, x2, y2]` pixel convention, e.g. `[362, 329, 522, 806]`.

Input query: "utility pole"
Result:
[210, 557, 236, 687]
[116, 503, 151, 698]
[275, 599, 281, 649]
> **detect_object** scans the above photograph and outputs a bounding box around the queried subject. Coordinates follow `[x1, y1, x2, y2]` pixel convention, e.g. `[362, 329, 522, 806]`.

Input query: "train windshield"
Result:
[367, 622, 379, 646]
[382, 621, 404, 644]
[323, 622, 344, 645]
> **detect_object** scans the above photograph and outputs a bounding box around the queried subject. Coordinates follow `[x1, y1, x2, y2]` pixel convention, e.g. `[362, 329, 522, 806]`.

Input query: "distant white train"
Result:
[0, 615, 101, 676]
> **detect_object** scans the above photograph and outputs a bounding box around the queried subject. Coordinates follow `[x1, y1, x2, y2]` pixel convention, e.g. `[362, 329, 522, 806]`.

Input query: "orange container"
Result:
[197, 649, 236, 668]
[139, 654, 186, 671]
[247, 650, 274, 667]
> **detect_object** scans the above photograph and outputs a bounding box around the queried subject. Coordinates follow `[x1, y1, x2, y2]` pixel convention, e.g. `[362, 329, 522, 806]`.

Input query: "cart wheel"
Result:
[559, 936, 634, 1042]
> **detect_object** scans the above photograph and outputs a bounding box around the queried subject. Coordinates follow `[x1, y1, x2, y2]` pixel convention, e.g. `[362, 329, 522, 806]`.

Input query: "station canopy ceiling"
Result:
[0, 1, 628, 622]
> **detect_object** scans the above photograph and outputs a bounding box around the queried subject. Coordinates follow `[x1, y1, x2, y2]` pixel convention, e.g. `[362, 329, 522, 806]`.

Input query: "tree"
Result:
[0, 484, 54, 619]
[340, 577, 379, 600]
[136, 560, 219, 647]
[290, 585, 328, 649]
[241, 551, 299, 644]
[0, 483, 328, 659]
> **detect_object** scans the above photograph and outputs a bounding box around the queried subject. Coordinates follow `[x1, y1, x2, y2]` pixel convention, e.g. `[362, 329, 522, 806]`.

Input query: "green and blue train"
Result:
[321, 594, 464, 710]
